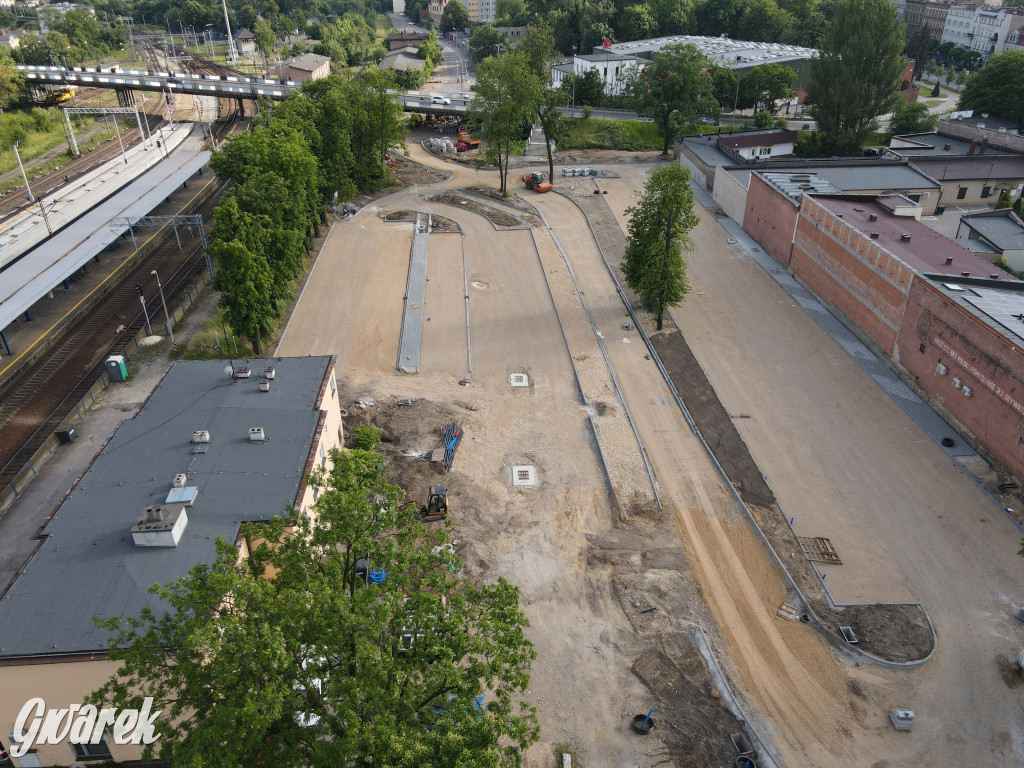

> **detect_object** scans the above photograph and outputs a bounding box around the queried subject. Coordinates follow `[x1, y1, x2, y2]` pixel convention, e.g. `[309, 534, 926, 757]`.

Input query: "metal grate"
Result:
[797, 536, 842, 565]
[517, 469, 530, 481]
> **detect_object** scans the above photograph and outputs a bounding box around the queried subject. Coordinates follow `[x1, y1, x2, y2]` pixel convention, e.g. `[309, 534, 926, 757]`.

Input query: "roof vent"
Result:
[900, 233, 911, 241]
[961, 271, 970, 277]
[870, 232, 879, 239]
[944, 143, 951, 150]
[264, 365, 276, 379]
[131, 504, 188, 547]
[869, 214, 877, 221]
[945, 257, 954, 265]
[234, 366, 252, 379]
[249, 427, 266, 442]
[172, 473, 188, 488]
[990, 274, 999, 279]
[258, 378, 271, 392]
[192, 430, 211, 443]
[853, 207, 864, 212]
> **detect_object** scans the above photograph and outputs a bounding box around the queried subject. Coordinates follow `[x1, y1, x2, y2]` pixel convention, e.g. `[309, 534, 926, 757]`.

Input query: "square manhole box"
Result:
[510, 373, 529, 388]
[511, 465, 538, 487]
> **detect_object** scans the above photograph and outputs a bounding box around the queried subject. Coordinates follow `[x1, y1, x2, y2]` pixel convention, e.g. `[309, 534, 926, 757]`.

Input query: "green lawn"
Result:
[557, 118, 663, 151]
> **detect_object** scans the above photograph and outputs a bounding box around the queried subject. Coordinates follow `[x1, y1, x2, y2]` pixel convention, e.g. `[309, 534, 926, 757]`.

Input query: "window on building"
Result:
[908, 193, 921, 202]
[760, 146, 771, 155]
[320, 442, 327, 467]
[71, 740, 114, 760]
[981, 186, 991, 198]
[957, 187, 968, 199]
[329, 374, 336, 397]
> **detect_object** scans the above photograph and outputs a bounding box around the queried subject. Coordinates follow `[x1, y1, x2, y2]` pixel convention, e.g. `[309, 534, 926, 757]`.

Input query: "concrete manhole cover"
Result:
[511, 465, 539, 487]
[510, 373, 529, 387]
[471, 281, 488, 289]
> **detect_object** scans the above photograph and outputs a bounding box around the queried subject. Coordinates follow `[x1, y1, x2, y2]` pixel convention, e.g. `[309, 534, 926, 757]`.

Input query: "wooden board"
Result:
[797, 536, 842, 565]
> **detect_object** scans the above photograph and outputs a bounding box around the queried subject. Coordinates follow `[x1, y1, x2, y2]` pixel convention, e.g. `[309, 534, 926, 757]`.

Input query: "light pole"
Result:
[136, 284, 153, 336]
[151, 270, 174, 344]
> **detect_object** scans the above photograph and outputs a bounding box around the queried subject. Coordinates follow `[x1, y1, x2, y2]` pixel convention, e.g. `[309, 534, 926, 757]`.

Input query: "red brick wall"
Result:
[791, 197, 914, 354]
[897, 278, 1024, 479]
[743, 173, 799, 267]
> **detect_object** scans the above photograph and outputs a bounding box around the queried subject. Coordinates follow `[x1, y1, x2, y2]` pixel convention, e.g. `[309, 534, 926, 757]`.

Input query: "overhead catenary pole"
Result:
[63, 108, 80, 156]
[13, 142, 34, 202]
[221, 0, 238, 62]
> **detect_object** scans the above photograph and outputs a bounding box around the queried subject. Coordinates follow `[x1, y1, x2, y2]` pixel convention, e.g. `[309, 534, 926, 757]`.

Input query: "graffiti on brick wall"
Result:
[932, 335, 1024, 417]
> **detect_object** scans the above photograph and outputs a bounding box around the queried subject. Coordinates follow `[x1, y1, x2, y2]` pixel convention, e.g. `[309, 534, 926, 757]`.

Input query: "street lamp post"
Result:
[151, 270, 175, 344]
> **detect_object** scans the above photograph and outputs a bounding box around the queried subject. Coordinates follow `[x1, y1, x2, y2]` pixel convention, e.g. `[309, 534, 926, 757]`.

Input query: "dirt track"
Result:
[277, 147, 1024, 767]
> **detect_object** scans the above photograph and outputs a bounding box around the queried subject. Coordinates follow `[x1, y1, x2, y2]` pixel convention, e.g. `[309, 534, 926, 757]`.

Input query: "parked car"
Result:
[431, 95, 451, 105]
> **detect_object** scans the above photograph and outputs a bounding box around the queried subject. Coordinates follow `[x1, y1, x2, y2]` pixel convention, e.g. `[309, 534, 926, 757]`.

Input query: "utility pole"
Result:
[152, 270, 175, 344]
[221, 0, 238, 62]
[136, 284, 153, 336]
[13, 142, 33, 202]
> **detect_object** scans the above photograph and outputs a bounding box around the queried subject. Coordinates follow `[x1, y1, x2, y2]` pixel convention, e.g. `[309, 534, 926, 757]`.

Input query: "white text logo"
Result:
[10, 697, 161, 758]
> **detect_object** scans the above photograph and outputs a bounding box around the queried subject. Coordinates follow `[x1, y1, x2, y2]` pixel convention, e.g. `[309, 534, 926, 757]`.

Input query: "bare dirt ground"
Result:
[275, 145, 1024, 768]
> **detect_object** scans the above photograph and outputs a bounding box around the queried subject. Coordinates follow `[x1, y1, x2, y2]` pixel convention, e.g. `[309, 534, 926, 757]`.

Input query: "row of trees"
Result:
[211, 72, 405, 353]
[13, 9, 127, 66]
[93, 441, 538, 768]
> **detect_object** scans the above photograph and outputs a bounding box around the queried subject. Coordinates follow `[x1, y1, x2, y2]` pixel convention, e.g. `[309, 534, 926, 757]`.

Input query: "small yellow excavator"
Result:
[418, 486, 449, 522]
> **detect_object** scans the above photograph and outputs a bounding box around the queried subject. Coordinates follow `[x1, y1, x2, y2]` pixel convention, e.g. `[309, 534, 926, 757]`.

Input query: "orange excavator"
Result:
[522, 171, 553, 192]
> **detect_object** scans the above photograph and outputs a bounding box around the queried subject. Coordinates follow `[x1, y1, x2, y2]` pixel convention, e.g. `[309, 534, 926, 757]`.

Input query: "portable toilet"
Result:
[106, 355, 128, 382]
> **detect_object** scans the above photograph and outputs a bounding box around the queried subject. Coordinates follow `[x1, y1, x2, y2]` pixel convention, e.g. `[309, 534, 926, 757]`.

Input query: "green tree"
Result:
[625, 42, 716, 155]
[254, 17, 277, 55]
[91, 447, 538, 768]
[944, 64, 955, 84]
[622, 162, 696, 330]
[1013, 196, 1024, 218]
[995, 189, 1012, 210]
[0, 49, 23, 110]
[735, 0, 795, 43]
[496, 0, 527, 21]
[559, 68, 606, 108]
[807, 0, 906, 155]
[930, 81, 941, 97]
[959, 50, 1024, 125]
[888, 99, 937, 136]
[743, 62, 797, 112]
[418, 28, 442, 67]
[440, 0, 470, 31]
[654, 0, 696, 34]
[471, 50, 543, 194]
[955, 67, 967, 87]
[237, 4, 259, 30]
[905, 25, 932, 79]
[470, 24, 509, 64]
[617, 3, 658, 41]
[352, 66, 406, 187]
[211, 239, 277, 354]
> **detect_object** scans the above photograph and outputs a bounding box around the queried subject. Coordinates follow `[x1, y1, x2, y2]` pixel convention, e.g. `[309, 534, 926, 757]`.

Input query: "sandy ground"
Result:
[276, 146, 1024, 768]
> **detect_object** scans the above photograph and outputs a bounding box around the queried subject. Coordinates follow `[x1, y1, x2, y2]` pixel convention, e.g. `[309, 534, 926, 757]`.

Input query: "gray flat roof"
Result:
[0, 357, 331, 658]
[908, 155, 1024, 182]
[961, 210, 1024, 250]
[813, 164, 940, 191]
[601, 35, 817, 66]
[887, 133, 978, 155]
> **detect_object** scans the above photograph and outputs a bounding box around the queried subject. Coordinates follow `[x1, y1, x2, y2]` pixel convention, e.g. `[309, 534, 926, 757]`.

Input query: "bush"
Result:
[582, 105, 593, 120]
[351, 424, 382, 450]
[931, 82, 941, 97]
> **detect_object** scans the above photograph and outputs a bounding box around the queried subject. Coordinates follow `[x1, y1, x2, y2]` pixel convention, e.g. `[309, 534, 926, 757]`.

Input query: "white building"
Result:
[941, 4, 1024, 58]
[551, 53, 645, 97]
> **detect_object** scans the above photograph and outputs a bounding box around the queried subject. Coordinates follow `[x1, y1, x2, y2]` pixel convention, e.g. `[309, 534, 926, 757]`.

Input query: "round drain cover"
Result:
[471, 281, 488, 289]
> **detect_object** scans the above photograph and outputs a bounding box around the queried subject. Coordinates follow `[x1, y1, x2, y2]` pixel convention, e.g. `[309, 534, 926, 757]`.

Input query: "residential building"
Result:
[1007, 27, 1024, 53]
[474, 0, 496, 22]
[274, 52, 331, 82]
[0, 357, 342, 766]
[428, 0, 447, 27]
[905, 0, 950, 38]
[718, 129, 798, 163]
[970, 6, 1024, 57]
[495, 26, 527, 44]
[389, 30, 429, 50]
[905, 155, 1024, 207]
[890, 0, 907, 18]
[550, 53, 645, 97]
[0, 27, 19, 49]
[379, 46, 427, 74]
[942, 3, 979, 49]
[957, 209, 1024, 270]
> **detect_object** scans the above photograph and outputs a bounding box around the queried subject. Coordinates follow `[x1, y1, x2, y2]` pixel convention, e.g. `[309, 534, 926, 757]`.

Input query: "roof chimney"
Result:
[980, 138, 988, 154]
[900, 233, 912, 241]
[961, 271, 970, 277]
[944, 143, 951, 150]
[990, 274, 999, 279]
[131, 504, 188, 548]
[968, 140, 977, 155]
[870, 232, 880, 239]
[945, 256, 954, 265]
[869, 213, 878, 221]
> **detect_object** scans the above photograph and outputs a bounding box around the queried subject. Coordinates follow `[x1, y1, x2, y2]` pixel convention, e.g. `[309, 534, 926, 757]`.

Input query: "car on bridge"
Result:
[431, 95, 451, 105]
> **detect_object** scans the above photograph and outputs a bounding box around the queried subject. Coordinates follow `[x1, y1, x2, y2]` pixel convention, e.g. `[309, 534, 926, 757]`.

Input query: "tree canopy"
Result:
[887, 99, 937, 137]
[622, 162, 697, 330]
[806, 0, 907, 155]
[959, 50, 1024, 126]
[440, 0, 470, 32]
[625, 42, 716, 155]
[91, 446, 538, 768]
[471, 50, 544, 194]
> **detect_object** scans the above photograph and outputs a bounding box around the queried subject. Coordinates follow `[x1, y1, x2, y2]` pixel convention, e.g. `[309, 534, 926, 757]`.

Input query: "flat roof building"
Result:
[0, 356, 343, 764]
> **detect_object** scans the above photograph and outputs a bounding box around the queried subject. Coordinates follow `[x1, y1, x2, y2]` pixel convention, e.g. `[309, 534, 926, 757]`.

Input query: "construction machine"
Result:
[418, 486, 449, 522]
[457, 131, 480, 151]
[523, 171, 553, 192]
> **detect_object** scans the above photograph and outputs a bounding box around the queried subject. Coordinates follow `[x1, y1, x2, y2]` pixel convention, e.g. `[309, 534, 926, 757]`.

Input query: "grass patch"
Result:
[557, 118, 663, 151]
[376, 13, 392, 36]
[923, 98, 944, 107]
[183, 305, 260, 360]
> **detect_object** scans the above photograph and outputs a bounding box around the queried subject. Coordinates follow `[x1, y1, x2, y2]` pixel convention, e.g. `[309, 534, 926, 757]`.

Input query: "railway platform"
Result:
[0, 138, 215, 389]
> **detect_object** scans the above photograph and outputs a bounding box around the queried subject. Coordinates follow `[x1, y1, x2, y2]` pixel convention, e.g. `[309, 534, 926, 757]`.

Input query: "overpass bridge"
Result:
[18, 66, 473, 116]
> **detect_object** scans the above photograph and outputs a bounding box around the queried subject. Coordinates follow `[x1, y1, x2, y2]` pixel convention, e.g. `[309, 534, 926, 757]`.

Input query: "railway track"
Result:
[0, 182, 228, 491]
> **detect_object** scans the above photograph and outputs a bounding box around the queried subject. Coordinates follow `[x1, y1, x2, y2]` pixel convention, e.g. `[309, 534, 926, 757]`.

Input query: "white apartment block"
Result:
[551, 53, 645, 97]
[940, 4, 1024, 58]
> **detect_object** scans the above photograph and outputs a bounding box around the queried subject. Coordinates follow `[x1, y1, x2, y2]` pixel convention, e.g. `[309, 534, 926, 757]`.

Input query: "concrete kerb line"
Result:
[526, 226, 624, 522]
[534, 202, 662, 514]
[273, 222, 336, 357]
[694, 627, 783, 768]
[425, 193, 530, 231]
[560, 186, 938, 671]
[461, 232, 472, 375]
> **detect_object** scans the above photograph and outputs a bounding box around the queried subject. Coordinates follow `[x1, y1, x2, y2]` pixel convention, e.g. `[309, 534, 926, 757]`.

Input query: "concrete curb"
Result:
[560, 185, 938, 672]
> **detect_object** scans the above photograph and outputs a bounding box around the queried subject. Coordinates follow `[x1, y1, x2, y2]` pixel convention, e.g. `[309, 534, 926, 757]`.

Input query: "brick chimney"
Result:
[968, 140, 977, 155]
[980, 138, 988, 154]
